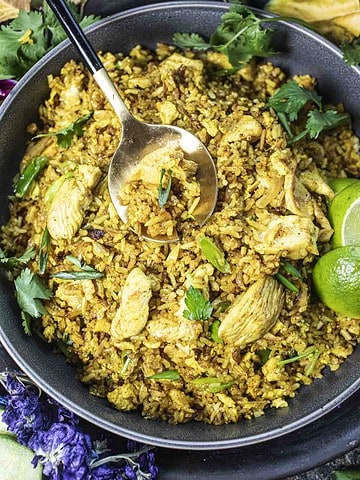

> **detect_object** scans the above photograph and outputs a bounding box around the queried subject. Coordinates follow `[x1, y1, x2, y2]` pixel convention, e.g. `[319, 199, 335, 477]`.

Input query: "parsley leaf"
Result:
[14, 268, 52, 319]
[341, 37, 360, 66]
[33, 111, 93, 148]
[183, 285, 213, 321]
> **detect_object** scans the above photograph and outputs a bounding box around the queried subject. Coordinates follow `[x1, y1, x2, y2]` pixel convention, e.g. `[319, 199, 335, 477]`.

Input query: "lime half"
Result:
[312, 246, 360, 318]
[328, 181, 360, 247]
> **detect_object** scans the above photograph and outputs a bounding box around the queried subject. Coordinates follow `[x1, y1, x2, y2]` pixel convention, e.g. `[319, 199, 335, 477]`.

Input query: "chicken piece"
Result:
[250, 213, 319, 259]
[47, 164, 101, 240]
[283, 173, 313, 217]
[146, 315, 202, 342]
[313, 202, 334, 242]
[218, 275, 285, 347]
[221, 115, 263, 144]
[129, 146, 197, 186]
[111, 268, 152, 341]
[156, 100, 179, 124]
[255, 174, 284, 208]
[299, 166, 334, 200]
[159, 53, 204, 87]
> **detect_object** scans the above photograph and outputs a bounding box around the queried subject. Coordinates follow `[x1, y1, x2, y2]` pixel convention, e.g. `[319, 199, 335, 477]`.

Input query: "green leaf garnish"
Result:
[256, 348, 271, 365]
[216, 301, 231, 313]
[334, 470, 360, 480]
[147, 369, 180, 381]
[183, 285, 213, 321]
[279, 346, 317, 366]
[198, 236, 230, 273]
[174, 2, 276, 70]
[275, 272, 299, 293]
[52, 255, 104, 280]
[38, 226, 50, 275]
[341, 37, 360, 66]
[0, 247, 36, 270]
[281, 261, 302, 279]
[267, 80, 322, 121]
[33, 111, 93, 148]
[14, 268, 52, 320]
[44, 172, 73, 203]
[267, 81, 350, 144]
[303, 109, 350, 140]
[191, 376, 234, 393]
[14, 155, 48, 198]
[210, 319, 223, 344]
[0, 4, 99, 80]
[158, 168, 173, 208]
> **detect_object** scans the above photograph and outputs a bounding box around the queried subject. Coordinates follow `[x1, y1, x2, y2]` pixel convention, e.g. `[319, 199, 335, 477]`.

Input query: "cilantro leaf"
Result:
[341, 37, 360, 66]
[183, 285, 213, 321]
[305, 110, 350, 139]
[267, 80, 322, 122]
[33, 111, 93, 148]
[173, 1, 277, 71]
[14, 268, 52, 319]
[172, 32, 211, 50]
[0, 4, 100, 80]
[0, 247, 36, 270]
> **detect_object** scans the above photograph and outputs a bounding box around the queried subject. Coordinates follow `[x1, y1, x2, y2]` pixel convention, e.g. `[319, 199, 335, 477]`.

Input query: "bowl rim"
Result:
[0, 0, 360, 451]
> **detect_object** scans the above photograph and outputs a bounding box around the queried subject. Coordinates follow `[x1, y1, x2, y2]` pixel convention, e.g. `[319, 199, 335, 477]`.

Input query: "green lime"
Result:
[312, 246, 360, 318]
[328, 181, 360, 247]
[328, 177, 359, 195]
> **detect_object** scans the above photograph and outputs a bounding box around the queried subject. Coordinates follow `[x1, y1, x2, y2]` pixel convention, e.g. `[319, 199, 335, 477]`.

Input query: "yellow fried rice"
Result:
[1, 44, 360, 425]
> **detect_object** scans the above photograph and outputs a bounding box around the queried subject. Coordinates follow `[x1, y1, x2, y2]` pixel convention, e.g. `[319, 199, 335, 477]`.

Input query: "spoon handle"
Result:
[46, 0, 135, 124]
[46, 0, 103, 75]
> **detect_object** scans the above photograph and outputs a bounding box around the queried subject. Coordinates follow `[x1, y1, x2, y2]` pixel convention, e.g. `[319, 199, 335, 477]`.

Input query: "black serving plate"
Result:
[0, 0, 360, 453]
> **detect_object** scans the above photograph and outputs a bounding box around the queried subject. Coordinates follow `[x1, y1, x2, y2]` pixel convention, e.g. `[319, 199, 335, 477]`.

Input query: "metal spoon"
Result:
[46, 0, 218, 243]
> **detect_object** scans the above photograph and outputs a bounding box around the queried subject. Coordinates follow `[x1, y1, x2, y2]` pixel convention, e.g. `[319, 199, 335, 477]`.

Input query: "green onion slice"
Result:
[198, 236, 230, 273]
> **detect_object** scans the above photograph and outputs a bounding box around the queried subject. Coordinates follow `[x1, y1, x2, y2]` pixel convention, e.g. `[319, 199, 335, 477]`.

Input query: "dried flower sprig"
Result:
[0, 371, 159, 480]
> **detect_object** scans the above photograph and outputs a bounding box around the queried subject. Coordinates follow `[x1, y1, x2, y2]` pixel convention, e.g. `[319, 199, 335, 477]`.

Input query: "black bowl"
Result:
[0, 1, 360, 450]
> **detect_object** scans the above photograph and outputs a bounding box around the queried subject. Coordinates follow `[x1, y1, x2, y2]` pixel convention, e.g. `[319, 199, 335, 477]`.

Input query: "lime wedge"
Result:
[328, 177, 358, 195]
[328, 181, 360, 247]
[312, 246, 360, 318]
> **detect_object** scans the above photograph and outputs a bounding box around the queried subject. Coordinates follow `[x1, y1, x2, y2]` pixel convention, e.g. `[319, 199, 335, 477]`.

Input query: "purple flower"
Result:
[0, 79, 16, 101]
[2, 374, 51, 445]
[90, 464, 125, 479]
[29, 423, 93, 480]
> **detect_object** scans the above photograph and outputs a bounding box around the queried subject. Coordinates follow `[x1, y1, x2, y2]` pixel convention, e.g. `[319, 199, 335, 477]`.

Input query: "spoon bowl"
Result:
[47, 0, 218, 243]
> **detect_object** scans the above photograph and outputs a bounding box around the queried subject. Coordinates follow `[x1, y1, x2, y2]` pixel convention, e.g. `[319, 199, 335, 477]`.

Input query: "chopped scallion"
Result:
[14, 156, 48, 198]
[158, 168, 172, 208]
[147, 369, 180, 381]
[198, 236, 230, 273]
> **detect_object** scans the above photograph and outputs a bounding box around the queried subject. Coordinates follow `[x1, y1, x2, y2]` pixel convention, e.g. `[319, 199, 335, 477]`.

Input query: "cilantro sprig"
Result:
[267, 80, 350, 144]
[173, 1, 309, 73]
[0, 3, 99, 80]
[33, 111, 93, 148]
